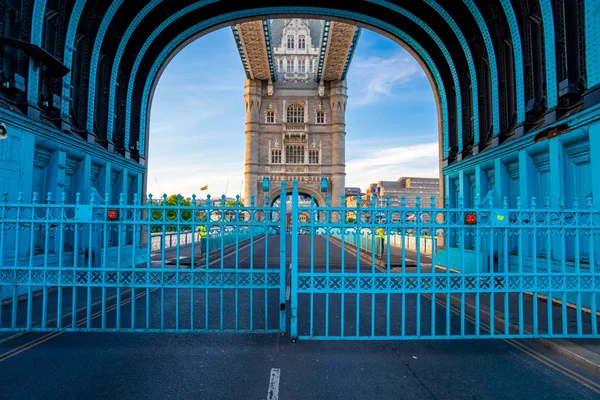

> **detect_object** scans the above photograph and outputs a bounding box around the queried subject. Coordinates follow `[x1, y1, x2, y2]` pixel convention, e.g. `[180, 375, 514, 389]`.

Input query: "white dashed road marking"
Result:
[267, 368, 281, 400]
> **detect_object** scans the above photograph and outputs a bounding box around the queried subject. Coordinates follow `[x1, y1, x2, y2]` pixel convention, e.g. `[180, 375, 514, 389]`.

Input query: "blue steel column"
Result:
[290, 180, 299, 340]
[27, 0, 48, 114]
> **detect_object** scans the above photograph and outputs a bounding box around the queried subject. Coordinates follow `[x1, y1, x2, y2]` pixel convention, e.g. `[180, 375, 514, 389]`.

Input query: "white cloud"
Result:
[345, 142, 440, 189]
[347, 52, 426, 108]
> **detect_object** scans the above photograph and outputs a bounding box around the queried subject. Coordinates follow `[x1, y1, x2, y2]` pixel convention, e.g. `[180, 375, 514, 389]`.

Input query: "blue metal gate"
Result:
[0, 189, 287, 333]
[287, 180, 600, 341]
[1, 180, 599, 339]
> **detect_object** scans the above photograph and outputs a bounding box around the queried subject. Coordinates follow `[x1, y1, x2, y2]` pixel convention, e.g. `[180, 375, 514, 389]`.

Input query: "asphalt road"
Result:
[0, 234, 599, 400]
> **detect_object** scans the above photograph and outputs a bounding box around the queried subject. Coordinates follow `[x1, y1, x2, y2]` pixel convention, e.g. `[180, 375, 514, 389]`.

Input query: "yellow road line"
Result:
[428, 294, 600, 394]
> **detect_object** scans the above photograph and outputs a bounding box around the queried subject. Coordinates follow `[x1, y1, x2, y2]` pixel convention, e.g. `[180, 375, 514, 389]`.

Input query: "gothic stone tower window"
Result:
[266, 110, 275, 123]
[316, 110, 325, 124]
[298, 35, 306, 49]
[287, 59, 294, 73]
[287, 35, 294, 49]
[286, 145, 305, 163]
[309, 150, 319, 164]
[287, 103, 304, 123]
[271, 149, 282, 163]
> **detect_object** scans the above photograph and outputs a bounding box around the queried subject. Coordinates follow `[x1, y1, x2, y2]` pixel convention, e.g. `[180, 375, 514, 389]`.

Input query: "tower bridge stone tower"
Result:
[232, 19, 360, 206]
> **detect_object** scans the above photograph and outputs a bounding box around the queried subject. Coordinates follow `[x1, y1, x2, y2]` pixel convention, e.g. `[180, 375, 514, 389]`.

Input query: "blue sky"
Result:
[147, 24, 439, 198]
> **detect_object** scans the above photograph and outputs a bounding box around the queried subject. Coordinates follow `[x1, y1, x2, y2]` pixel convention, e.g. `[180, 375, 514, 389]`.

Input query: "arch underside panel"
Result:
[2, 0, 594, 167]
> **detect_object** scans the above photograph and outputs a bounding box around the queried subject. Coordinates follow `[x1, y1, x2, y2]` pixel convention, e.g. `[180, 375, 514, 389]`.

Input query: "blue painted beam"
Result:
[585, 0, 600, 87]
[230, 24, 252, 79]
[27, 0, 48, 106]
[262, 20, 277, 82]
[315, 20, 331, 83]
[423, 0, 480, 147]
[86, 0, 125, 134]
[105, 0, 163, 143]
[499, 0, 525, 125]
[463, 0, 500, 136]
[539, 0, 558, 109]
[61, 0, 88, 119]
[340, 27, 361, 81]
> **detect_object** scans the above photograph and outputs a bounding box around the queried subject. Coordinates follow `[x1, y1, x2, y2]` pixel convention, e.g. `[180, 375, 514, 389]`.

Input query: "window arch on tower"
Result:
[316, 110, 325, 124]
[287, 103, 304, 123]
[298, 35, 306, 49]
[287, 35, 294, 49]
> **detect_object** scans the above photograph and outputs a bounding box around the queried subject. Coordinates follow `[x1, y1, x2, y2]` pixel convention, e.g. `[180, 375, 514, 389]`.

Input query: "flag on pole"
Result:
[200, 185, 208, 191]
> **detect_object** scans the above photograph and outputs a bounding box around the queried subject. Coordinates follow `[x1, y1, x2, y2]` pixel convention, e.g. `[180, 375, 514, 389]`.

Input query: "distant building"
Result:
[371, 177, 439, 208]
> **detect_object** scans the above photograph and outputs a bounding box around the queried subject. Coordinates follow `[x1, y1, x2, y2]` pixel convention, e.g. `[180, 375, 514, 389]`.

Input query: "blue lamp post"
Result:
[320, 177, 328, 193]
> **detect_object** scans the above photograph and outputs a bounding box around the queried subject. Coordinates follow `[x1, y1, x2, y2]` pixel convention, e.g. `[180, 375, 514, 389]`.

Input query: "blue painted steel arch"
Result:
[499, 0, 525, 125]
[423, 0, 480, 146]
[366, 0, 463, 152]
[60, 0, 87, 118]
[27, 0, 48, 105]
[463, 0, 501, 136]
[585, 0, 600, 87]
[137, 7, 451, 158]
[123, 0, 219, 152]
[105, 0, 164, 142]
[85, 0, 125, 133]
[539, 0, 557, 109]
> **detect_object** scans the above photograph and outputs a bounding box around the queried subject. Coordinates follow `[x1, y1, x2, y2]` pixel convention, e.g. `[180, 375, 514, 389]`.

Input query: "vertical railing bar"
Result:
[86, 194, 94, 329]
[503, 197, 509, 337]
[574, 198, 582, 336]
[545, 197, 553, 335]
[41, 193, 52, 329]
[146, 195, 153, 331]
[190, 194, 197, 331]
[249, 195, 254, 332]
[205, 195, 211, 331]
[325, 194, 330, 338]
[131, 194, 139, 330]
[587, 196, 597, 336]
[531, 197, 538, 335]
[459, 196, 465, 338]
[102, 193, 109, 330]
[56, 193, 66, 329]
[71, 193, 80, 329]
[175, 195, 182, 331]
[489, 196, 495, 337]
[517, 197, 524, 336]
[474, 195, 481, 337]
[0, 193, 6, 329]
[560, 197, 567, 335]
[279, 184, 287, 334]
[160, 194, 167, 331]
[290, 180, 299, 340]
[26, 192, 37, 330]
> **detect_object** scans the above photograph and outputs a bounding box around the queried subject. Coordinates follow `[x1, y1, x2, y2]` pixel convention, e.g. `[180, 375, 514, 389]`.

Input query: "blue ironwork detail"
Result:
[27, 0, 48, 105]
[137, 8, 450, 159]
[60, 0, 87, 119]
[124, 0, 219, 155]
[230, 24, 251, 80]
[585, 0, 600, 87]
[106, 0, 163, 142]
[315, 20, 331, 83]
[423, 0, 480, 146]
[340, 27, 361, 81]
[539, 0, 557, 109]
[499, 0, 525, 124]
[463, 0, 500, 136]
[262, 20, 277, 82]
[86, 0, 125, 134]
[367, 0, 463, 152]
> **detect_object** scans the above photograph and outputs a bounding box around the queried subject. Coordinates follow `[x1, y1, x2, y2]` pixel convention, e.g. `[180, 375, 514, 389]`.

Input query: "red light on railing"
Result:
[107, 209, 119, 221]
[465, 213, 477, 225]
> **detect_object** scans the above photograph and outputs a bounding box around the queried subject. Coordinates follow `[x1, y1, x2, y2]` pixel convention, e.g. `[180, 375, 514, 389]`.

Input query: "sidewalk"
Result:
[331, 236, 600, 375]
